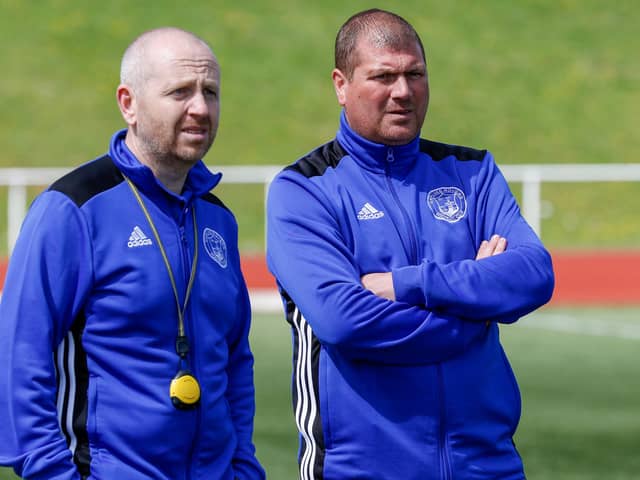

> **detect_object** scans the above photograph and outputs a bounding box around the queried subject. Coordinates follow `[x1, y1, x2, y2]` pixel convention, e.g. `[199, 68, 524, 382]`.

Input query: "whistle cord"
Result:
[123, 175, 198, 355]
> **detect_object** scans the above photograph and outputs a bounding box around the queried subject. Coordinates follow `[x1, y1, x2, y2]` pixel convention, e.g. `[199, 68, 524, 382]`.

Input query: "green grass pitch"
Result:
[3, 306, 638, 479]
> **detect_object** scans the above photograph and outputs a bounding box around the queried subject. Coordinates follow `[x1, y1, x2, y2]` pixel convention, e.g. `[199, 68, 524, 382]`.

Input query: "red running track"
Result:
[238, 251, 640, 306]
[1, 251, 639, 306]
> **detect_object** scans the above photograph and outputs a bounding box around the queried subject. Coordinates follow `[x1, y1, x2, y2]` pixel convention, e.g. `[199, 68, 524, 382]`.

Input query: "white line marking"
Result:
[519, 313, 640, 340]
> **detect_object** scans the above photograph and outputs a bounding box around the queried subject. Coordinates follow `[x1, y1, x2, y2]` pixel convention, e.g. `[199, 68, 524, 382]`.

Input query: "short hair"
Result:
[120, 27, 212, 91]
[335, 9, 426, 79]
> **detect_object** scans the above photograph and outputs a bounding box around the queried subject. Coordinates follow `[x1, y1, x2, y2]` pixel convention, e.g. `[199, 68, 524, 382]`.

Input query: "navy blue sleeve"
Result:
[267, 172, 487, 365]
[0, 192, 91, 479]
[392, 153, 554, 323]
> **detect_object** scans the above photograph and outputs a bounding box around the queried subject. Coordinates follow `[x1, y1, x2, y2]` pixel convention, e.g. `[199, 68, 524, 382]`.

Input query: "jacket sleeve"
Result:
[392, 152, 554, 323]
[0, 192, 91, 479]
[224, 237, 266, 480]
[266, 172, 487, 365]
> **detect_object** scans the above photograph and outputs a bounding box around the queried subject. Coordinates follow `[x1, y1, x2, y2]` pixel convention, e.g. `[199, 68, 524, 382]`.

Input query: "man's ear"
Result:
[116, 84, 136, 126]
[332, 68, 348, 106]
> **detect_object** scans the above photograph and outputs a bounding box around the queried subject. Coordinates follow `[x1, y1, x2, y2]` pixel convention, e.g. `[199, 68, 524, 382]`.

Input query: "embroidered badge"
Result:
[427, 187, 467, 223]
[203, 228, 228, 268]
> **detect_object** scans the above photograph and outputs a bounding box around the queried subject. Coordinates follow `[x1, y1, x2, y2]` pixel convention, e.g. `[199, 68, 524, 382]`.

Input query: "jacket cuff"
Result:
[392, 264, 426, 306]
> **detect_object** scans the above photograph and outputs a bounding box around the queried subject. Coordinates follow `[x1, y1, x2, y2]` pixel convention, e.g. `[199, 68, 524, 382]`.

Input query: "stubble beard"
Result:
[137, 127, 213, 170]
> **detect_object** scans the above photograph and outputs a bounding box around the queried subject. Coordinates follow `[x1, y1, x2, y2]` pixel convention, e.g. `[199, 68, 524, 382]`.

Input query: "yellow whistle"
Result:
[170, 371, 201, 408]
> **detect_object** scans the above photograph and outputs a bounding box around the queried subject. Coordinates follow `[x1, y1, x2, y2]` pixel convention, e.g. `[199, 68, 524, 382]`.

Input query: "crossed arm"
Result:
[362, 234, 508, 301]
[268, 158, 553, 363]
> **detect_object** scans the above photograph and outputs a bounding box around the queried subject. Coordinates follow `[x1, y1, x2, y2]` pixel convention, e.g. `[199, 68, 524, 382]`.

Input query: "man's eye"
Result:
[204, 88, 218, 98]
[375, 73, 393, 81]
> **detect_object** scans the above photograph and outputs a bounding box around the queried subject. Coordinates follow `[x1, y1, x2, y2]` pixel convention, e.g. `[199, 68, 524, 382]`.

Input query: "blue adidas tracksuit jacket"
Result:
[266, 111, 554, 479]
[0, 130, 265, 479]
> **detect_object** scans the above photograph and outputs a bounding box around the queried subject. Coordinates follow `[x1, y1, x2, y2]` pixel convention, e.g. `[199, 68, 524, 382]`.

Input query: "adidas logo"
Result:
[127, 226, 153, 248]
[357, 202, 384, 220]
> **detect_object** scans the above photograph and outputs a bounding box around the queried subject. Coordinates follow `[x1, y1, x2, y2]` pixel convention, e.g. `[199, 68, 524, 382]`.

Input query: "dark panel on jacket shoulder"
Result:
[49, 155, 124, 207]
[420, 139, 487, 162]
[286, 140, 347, 178]
[200, 192, 230, 212]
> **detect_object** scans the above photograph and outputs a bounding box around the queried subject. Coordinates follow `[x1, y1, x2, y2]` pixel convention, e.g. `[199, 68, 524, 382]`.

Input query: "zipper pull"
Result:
[386, 148, 395, 163]
[179, 207, 189, 243]
[179, 225, 187, 244]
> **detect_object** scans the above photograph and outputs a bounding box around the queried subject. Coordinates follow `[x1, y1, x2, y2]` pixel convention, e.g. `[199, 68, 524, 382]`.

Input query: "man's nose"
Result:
[390, 75, 411, 99]
[188, 92, 210, 116]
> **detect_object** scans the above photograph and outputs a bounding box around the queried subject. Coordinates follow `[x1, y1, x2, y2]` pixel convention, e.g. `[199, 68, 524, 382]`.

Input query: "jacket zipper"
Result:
[386, 148, 452, 477]
[180, 207, 198, 480]
[438, 365, 452, 480]
[384, 148, 419, 264]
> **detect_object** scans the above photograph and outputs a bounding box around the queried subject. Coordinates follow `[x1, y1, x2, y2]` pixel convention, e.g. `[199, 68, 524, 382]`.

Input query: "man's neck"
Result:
[149, 165, 188, 195]
[125, 136, 189, 195]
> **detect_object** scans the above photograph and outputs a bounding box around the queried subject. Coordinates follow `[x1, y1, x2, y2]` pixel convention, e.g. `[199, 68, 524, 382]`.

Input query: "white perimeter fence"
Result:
[2, 163, 640, 255]
[2, 163, 640, 312]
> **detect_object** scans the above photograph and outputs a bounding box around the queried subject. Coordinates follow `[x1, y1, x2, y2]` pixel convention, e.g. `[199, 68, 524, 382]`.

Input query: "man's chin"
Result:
[174, 151, 202, 164]
[382, 128, 419, 146]
[380, 119, 420, 141]
[177, 143, 213, 163]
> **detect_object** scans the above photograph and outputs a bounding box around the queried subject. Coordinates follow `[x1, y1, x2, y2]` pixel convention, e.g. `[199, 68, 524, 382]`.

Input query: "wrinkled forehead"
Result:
[353, 38, 425, 73]
[165, 55, 220, 77]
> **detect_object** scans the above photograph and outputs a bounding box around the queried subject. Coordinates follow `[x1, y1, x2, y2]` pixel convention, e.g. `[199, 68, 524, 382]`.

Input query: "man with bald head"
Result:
[267, 9, 553, 479]
[0, 27, 265, 479]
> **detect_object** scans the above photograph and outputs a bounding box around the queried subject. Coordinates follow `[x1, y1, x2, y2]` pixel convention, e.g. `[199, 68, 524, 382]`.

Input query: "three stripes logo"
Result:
[291, 307, 324, 479]
[127, 226, 153, 248]
[357, 202, 384, 220]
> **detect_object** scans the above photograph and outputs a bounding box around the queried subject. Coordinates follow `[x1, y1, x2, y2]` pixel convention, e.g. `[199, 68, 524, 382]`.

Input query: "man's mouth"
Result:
[182, 126, 208, 138]
[388, 108, 412, 115]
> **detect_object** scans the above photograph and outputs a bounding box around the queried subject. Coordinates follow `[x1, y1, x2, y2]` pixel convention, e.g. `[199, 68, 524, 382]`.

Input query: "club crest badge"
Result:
[203, 228, 228, 268]
[427, 187, 467, 223]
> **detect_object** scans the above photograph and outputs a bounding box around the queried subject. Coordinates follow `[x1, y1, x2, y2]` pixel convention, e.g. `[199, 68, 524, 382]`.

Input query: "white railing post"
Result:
[262, 170, 278, 250]
[521, 167, 542, 237]
[7, 184, 27, 255]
